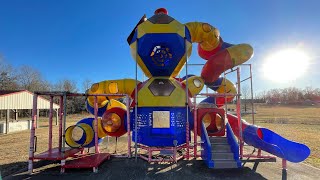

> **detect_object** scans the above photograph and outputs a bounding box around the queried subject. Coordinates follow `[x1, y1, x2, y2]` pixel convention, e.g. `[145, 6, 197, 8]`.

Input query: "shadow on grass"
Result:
[7, 158, 267, 180]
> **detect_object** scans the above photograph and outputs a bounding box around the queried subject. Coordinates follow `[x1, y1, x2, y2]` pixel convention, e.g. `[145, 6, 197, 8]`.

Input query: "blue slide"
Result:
[227, 114, 310, 163]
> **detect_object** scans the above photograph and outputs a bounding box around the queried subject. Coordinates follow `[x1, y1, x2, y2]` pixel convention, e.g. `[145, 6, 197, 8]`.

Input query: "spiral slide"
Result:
[227, 114, 310, 163]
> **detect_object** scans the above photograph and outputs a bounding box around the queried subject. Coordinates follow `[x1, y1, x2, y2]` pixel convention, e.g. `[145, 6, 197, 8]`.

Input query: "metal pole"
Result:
[28, 93, 38, 174]
[94, 96, 99, 153]
[249, 64, 255, 124]
[126, 95, 131, 158]
[185, 39, 190, 160]
[60, 92, 67, 173]
[58, 96, 63, 151]
[236, 67, 243, 158]
[193, 96, 197, 158]
[55, 109, 58, 126]
[134, 40, 138, 161]
[48, 96, 53, 151]
[5, 109, 9, 134]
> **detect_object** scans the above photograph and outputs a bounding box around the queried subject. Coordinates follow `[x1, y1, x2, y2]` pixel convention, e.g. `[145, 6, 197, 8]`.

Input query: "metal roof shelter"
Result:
[0, 90, 60, 110]
[0, 90, 60, 134]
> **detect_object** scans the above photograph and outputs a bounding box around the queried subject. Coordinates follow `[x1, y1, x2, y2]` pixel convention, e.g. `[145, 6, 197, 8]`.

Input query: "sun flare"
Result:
[263, 49, 309, 82]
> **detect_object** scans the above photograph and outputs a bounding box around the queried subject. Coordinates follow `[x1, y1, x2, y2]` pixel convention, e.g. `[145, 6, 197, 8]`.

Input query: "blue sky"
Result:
[1, 0, 319, 93]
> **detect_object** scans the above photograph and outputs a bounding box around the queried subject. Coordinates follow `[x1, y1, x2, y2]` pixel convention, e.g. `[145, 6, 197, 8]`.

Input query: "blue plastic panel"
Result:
[86, 100, 107, 117]
[130, 107, 192, 147]
[75, 118, 103, 148]
[137, 33, 185, 76]
[200, 122, 214, 168]
[226, 123, 241, 167]
[243, 125, 310, 163]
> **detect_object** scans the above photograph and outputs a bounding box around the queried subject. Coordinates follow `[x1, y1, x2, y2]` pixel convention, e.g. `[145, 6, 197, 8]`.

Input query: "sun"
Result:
[263, 49, 310, 82]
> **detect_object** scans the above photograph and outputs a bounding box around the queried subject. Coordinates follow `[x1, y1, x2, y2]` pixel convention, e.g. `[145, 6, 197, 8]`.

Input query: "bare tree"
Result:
[82, 79, 93, 93]
[304, 86, 316, 100]
[0, 57, 19, 90]
[16, 65, 50, 92]
[55, 79, 78, 92]
[54, 79, 84, 113]
[241, 85, 250, 112]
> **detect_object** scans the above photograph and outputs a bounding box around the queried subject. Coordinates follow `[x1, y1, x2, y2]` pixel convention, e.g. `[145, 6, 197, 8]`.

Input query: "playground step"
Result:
[212, 152, 234, 160]
[209, 137, 228, 145]
[213, 160, 239, 169]
[211, 144, 231, 152]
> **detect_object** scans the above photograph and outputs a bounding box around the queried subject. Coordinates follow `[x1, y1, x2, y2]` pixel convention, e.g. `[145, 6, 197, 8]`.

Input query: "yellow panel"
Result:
[130, 41, 137, 60]
[109, 82, 119, 93]
[216, 78, 236, 99]
[202, 113, 211, 128]
[181, 76, 204, 97]
[87, 79, 140, 107]
[216, 114, 224, 130]
[185, 22, 220, 51]
[130, 41, 152, 77]
[107, 99, 127, 110]
[136, 55, 152, 78]
[65, 125, 82, 148]
[97, 118, 107, 138]
[138, 20, 185, 38]
[78, 123, 94, 146]
[137, 77, 186, 107]
[226, 44, 254, 66]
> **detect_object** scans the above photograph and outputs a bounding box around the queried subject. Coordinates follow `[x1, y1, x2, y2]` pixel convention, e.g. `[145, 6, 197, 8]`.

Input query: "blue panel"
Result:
[130, 29, 138, 45]
[137, 33, 186, 76]
[181, 74, 195, 81]
[75, 118, 103, 148]
[185, 26, 191, 43]
[74, 128, 87, 146]
[226, 123, 241, 168]
[201, 97, 216, 104]
[220, 41, 234, 50]
[243, 125, 284, 158]
[260, 128, 310, 163]
[86, 100, 107, 117]
[205, 77, 223, 91]
[130, 107, 192, 147]
[200, 122, 214, 168]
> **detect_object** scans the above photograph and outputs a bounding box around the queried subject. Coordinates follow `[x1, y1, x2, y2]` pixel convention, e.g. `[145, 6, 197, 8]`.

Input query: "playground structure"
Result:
[28, 8, 310, 179]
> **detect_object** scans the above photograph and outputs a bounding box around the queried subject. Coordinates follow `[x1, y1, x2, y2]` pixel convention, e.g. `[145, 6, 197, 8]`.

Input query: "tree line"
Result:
[0, 58, 93, 114]
[255, 87, 320, 105]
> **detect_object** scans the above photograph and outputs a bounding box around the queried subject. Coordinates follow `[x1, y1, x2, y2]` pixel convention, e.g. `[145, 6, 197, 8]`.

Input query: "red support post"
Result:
[58, 96, 63, 151]
[257, 148, 262, 157]
[282, 158, 287, 180]
[236, 67, 244, 158]
[48, 96, 53, 151]
[28, 94, 38, 174]
[94, 96, 99, 153]
[249, 64, 255, 125]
